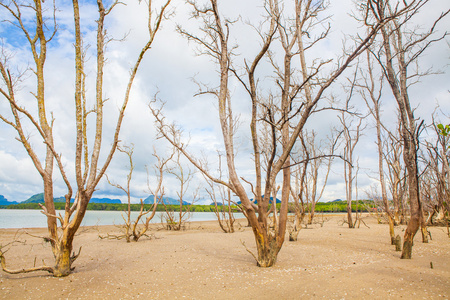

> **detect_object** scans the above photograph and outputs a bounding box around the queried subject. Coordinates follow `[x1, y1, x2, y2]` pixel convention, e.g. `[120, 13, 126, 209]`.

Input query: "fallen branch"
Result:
[0, 248, 54, 275]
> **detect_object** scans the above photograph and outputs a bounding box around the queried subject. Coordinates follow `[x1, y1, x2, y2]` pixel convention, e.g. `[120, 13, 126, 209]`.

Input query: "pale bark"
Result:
[152, 0, 392, 267]
[163, 150, 198, 231]
[289, 134, 308, 241]
[205, 154, 236, 233]
[384, 127, 407, 224]
[103, 146, 170, 242]
[360, 50, 396, 243]
[0, 0, 171, 276]
[422, 121, 450, 223]
[339, 91, 364, 229]
[366, 0, 449, 258]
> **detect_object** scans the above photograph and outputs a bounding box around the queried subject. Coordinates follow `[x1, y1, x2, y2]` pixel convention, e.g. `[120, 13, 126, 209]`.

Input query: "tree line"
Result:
[0, 200, 377, 213]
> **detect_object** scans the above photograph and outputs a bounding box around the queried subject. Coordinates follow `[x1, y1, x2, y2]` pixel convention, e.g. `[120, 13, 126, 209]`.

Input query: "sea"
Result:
[0, 209, 245, 229]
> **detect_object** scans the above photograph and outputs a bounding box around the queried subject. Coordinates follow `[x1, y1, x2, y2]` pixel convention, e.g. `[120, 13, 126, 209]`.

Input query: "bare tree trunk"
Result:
[380, 18, 419, 259]
[340, 96, 363, 229]
[0, 0, 171, 276]
[153, 0, 392, 267]
[360, 51, 396, 243]
[289, 134, 308, 241]
[289, 181, 306, 241]
[206, 158, 236, 234]
[365, 0, 448, 258]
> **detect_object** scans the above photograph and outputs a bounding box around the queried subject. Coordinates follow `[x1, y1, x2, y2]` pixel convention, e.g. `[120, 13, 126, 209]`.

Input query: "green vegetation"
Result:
[306, 200, 376, 213]
[437, 123, 450, 136]
[0, 202, 217, 212]
[1, 200, 376, 213]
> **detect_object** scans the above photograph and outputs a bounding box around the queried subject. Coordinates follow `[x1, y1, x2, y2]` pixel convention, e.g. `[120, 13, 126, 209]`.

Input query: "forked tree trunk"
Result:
[158, 0, 391, 269]
[52, 195, 88, 276]
[53, 243, 73, 277]
[371, 1, 431, 260]
[0, 0, 170, 278]
[254, 233, 280, 267]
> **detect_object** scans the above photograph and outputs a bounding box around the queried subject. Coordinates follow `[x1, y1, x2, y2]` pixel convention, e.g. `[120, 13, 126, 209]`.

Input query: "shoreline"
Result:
[0, 218, 233, 231]
[1, 215, 449, 299]
[0, 209, 348, 229]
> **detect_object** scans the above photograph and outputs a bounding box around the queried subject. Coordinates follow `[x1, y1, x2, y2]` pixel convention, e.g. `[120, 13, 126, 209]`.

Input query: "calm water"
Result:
[0, 209, 244, 229]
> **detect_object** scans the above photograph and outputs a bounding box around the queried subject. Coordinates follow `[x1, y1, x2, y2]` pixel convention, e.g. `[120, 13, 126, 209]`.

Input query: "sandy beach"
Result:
[0, 214, 449, 299]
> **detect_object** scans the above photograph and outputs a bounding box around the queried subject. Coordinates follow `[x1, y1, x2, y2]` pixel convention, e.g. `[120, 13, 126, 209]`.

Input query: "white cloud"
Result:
[0, 0, 449, 204]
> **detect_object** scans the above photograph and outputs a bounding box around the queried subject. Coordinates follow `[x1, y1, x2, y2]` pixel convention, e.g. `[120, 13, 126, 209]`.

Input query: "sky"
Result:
[0, 0, 449, 204]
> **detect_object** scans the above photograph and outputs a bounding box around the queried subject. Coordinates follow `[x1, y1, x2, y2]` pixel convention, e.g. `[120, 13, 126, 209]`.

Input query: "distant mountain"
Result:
[330, 199, 343, 202]
[144, 195, 189, 205]
[237, 196, 280, 205]
[0, 195, 18, 205]
[22, 193, 47, 203]
[90, 198, 121, 204]
[21, 193, 121, 204]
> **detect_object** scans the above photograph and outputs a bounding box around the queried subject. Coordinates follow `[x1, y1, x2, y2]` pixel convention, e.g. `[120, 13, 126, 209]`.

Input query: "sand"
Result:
[0, 214, 449, 299]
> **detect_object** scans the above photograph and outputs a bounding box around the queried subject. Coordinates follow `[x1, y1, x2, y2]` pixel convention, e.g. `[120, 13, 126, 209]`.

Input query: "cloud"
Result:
[0, 0, 449, 205]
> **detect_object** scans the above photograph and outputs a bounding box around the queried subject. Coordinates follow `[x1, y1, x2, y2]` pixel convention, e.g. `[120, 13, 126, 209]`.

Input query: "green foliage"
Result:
[191, 205, 215, 212]
[437, 123, 450, 136]
[288, 200, 376, 213]
[0, 203, 42, 209]
[437, 123, 450, 151]
[0, 202, 226, 212]
[1, 200, 377, 213]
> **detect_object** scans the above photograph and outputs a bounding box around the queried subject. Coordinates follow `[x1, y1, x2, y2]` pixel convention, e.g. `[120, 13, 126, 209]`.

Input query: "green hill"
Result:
[21, 193, 121, 204]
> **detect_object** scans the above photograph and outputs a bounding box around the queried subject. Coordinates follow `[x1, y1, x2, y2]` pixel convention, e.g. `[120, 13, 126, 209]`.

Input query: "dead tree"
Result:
[418, 167, 437, 228]
[288, 134, 309, 241]
[289, 129, 338, 227]
[384, 122, 408, 224]
[205, 153, 236, 233]
[0, 0, 171, 276]
[151, 0, 395, 267]
[365, 0, 449, 258]
[104, 144, 137, 242]
[305, 130, 338, 225]
[359, 50, 396, 243]
[422, 120, 450, 223]
[339, 93, 365, 229]
[103, 146, 172, 242]
[206, 181, 236, 233]
[162, 150, 198, 231]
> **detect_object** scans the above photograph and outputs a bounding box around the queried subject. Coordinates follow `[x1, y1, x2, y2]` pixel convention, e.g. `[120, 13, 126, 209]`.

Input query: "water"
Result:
[0, 209, 245, 229]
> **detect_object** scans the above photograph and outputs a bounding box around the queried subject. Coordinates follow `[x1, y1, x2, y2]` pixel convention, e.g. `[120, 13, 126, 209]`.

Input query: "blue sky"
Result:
[0, 0, 449, 204]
